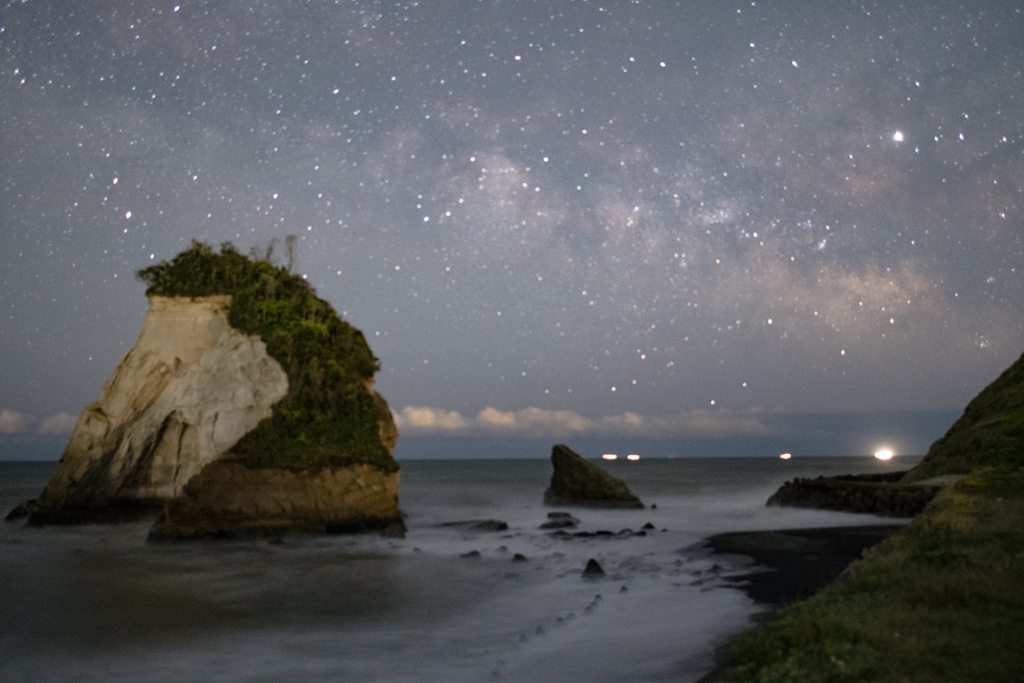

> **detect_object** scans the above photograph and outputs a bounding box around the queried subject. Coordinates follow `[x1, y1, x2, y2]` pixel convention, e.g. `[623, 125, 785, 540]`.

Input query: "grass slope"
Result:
[903, 352, 1024, 482]
[137, 241, 395, 471]
[720, 466, 1024, 682]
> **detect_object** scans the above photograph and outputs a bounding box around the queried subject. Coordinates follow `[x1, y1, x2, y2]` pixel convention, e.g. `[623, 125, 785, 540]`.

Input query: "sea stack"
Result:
[24, 241, 402, 537]
[544, 444, 644, 508]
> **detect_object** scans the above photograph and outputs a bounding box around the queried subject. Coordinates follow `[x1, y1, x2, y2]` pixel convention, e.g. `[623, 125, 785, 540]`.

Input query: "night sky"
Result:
[1, 1, 1022, 460]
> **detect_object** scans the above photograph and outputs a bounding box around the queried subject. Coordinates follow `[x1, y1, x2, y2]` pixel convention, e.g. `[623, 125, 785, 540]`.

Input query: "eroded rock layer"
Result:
[149, 459, 401, 539]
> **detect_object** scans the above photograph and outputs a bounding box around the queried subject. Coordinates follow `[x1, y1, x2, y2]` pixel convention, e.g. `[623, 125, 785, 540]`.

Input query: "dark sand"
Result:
[705, 524, 905, 606]
[690, 524, 906, 682]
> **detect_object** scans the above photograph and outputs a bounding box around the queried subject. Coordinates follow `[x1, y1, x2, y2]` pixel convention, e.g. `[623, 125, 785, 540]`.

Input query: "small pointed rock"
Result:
[582, 558, 605, 578]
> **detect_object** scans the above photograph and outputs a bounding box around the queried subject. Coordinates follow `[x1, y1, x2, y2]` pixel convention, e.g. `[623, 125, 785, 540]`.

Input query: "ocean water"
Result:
[0, 456, 913, 682]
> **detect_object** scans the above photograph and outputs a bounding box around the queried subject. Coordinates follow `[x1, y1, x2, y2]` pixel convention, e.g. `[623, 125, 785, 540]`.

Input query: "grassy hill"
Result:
[137, 241, 396, 472]
[902, 352, 1024, 482]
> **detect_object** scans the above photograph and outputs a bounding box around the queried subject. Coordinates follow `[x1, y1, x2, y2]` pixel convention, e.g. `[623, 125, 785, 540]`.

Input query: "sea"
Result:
[0, 456, 914, 682]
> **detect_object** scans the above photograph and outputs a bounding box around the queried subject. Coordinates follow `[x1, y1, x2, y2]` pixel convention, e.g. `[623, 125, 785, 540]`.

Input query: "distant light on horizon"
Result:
[874, 448, 895, 461]
[626, 453, 640, 461]
[602, 453, 618, 461]
[779, 452, 792, 460]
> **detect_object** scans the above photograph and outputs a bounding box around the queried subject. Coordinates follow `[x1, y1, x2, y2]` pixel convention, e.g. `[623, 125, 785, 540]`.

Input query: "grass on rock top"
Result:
[137, 240, 395, 472]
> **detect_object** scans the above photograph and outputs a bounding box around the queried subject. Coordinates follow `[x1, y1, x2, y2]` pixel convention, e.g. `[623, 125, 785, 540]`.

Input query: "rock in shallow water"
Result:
[543, 444, 644, 508]
[539, 511, 580, 529]
[582, 558, 606, 578]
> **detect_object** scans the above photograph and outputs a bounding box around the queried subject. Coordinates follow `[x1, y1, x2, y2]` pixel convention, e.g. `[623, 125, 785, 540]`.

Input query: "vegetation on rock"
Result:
[137, 240, 395, 472]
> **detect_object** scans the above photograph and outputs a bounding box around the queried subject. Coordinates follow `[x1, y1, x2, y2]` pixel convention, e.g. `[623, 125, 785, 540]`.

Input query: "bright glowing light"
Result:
[626, 454, 640, 461]
[874, 448, 895, 461]
[892, 130, 904, 142]
[601, 453, 618, 461]
[779, 452, 792, 460]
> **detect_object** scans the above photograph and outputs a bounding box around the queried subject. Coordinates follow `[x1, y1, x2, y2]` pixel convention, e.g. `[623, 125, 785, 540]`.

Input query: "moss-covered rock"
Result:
[136, 240, 396, 472]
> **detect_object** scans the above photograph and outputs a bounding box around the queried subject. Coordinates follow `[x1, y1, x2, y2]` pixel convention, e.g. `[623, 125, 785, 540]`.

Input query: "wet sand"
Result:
[691, 524, 906, 681]
[705, 524, 906, 606]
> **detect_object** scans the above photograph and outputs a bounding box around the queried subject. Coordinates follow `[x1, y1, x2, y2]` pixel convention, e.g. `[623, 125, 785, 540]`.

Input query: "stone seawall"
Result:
[767, 471, 941, 517]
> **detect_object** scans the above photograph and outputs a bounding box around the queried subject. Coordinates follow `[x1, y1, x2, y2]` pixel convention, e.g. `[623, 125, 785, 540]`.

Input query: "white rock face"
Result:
[38, 295, 288, 509]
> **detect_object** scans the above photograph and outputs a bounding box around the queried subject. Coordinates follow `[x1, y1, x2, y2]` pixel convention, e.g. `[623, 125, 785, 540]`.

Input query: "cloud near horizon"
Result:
[393, 405, 769, 439]
[37, 412, 78, 436]
[0, 409, 77, 436]
[0, 409, 28, 435]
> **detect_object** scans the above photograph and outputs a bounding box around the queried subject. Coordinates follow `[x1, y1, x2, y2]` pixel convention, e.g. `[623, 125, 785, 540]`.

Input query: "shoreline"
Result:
[692, 523, 907, 682]
[703, 523, 907, 607]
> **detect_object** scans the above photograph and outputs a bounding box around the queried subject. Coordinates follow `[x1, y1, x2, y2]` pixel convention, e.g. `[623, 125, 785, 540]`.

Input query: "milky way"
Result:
[1, 1, 1022, 455]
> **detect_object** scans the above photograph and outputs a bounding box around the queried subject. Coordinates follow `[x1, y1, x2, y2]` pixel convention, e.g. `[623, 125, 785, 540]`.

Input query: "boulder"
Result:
[540, 511, 580, 529]
[582, 558, 606, 578]
[543, 444, 644, 508]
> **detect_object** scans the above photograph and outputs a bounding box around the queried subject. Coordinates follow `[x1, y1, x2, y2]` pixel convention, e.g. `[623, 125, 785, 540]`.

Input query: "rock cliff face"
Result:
[34, 296, 289, 518]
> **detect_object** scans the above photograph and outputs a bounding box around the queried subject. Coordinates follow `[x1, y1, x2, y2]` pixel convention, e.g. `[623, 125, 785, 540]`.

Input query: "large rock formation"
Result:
[21, 241, 402, 536]
[544, 444, 644, 508]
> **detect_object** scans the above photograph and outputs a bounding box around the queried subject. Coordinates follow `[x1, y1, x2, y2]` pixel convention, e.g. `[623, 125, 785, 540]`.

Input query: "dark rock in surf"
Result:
[543, 444, 644, 508]
[439, 519, 509, 532]
[582, 558, 606, 578]
[540, 511, 580, 529]
[380, 520, 407, 538]
[4, 500, 35, 521]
